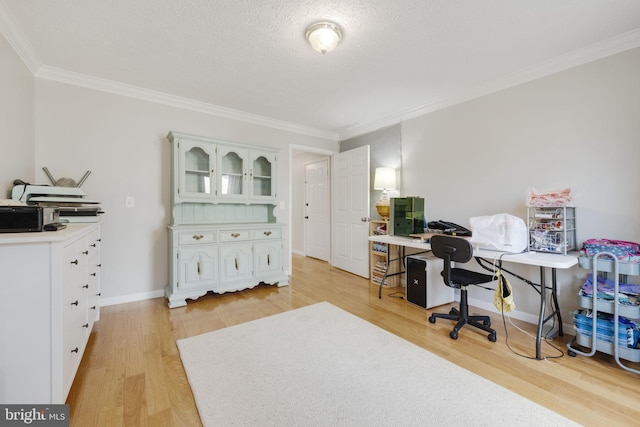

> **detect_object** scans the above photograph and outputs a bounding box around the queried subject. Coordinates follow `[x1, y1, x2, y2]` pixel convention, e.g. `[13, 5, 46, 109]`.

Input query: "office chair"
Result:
[428, 234, 497, 342]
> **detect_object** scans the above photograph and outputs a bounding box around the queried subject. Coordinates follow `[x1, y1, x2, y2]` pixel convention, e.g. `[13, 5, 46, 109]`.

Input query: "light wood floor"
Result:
[67, 254, 640, 426]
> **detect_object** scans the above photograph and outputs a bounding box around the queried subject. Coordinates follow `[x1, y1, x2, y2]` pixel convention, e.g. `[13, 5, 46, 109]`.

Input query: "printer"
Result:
[11, 184, 103, 223]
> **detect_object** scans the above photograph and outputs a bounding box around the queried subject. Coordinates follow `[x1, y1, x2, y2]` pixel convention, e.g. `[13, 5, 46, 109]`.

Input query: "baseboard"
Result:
[468, 296, 573, 338]
[292, 249, 305, 256]
[101, 289, 165, 307]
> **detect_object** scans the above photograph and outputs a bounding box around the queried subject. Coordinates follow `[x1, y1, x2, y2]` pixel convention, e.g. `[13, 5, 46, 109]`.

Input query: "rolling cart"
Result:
[567, 252, 640, 374]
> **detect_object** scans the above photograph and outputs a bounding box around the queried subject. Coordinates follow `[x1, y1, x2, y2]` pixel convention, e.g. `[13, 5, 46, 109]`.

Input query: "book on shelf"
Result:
[372, 242, 388, 253]
[373, 224, 387, 235]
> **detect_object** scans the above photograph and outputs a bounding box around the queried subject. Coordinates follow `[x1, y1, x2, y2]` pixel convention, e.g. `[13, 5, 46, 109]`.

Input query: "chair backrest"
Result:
[430, 234, 474, 287]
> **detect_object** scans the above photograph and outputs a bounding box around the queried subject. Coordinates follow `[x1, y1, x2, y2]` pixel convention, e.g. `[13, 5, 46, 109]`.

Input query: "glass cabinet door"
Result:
[252, 156, 272, 197]
[250, 151, 276, 200]
[178, 141, 215, 201]
[218, 147, 248, 199]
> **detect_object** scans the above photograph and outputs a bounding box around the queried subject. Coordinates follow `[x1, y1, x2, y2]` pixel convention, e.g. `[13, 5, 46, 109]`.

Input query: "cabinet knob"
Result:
[70, 259, 78, 265]
[83, 323, 89, 328]
[83, 250, 89, 255]
[263, 231, 272, 236]
[91, 272, 97, 277]
[91, 243, 96, 247]
[71, 347, 79, 354]
[193, 234, 204, 240]
[90, 306, 96, 310]
[71, 300, 79, 306]
[231, 233, 240, 238]
[83, 284, 89, 289]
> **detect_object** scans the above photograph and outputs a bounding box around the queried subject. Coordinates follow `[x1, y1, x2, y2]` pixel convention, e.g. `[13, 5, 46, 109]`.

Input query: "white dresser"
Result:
[0, 223, 101, 403]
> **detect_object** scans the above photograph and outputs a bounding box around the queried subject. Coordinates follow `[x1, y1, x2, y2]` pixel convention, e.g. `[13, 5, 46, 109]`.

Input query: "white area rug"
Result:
[177, 302, 579, 427]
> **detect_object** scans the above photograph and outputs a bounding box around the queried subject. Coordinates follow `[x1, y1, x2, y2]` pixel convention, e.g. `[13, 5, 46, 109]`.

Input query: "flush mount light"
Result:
[305, 21, 342, 54]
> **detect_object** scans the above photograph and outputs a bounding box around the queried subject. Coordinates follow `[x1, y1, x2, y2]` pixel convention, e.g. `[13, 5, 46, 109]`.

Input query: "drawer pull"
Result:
[97, 264, 102, 268]
[82, 284, 89, 289]
[264, 231, 272, 236]
[71, 300, 79, 306]
[91, 243, 96, 247]
[197, 261, 201, 275]
[83, 323, 89, 328]
[82, 250, 89, 255]
[267, 254, 271, 266]
[91, 272, 97, 277]
[90, 306, 96, 310]
[231, 233, 240, 238]
[235, 258, 238, 270]
[193, 234, 204, 241]
[70, 259, 78, 265]
[71, 347, 79, 354]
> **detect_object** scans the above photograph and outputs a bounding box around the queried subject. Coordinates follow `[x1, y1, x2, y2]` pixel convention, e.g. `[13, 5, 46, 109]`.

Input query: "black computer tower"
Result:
[405, 254, 454, 309]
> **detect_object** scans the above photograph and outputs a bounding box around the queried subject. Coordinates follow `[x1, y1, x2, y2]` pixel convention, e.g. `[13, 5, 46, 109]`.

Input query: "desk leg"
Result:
[378, 245, 391, 299]
[536, 266, 545, 360]
[536, 267, 563, 360]
[551, 268, 563, 337]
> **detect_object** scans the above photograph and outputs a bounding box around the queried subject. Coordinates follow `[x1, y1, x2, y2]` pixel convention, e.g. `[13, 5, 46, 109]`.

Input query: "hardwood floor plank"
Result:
[66, 254, 640, 426]
[123, 373, 147, 427]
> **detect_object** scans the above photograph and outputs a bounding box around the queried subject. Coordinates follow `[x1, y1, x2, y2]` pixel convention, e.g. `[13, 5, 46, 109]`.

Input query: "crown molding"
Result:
[0, 1, 41, 73]
[36, 66, 339, 141]
[338, 28, 640, 141]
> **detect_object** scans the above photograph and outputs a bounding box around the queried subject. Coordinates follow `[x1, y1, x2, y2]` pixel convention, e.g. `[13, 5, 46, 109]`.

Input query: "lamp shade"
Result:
[373, 167, 396, 190]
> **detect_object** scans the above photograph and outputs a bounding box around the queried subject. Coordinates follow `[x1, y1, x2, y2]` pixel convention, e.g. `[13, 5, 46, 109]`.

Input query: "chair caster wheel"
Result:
[449, 330, 458, 340]
[568, 350, 576, 357]
[428, 316, 436, 324]
[488, 332, 497, 342]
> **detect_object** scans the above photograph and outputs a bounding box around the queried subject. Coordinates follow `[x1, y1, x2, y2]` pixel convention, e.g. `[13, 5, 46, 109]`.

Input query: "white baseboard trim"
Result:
[292, 249, 305, 256]
[468, 296, 573, 338]
[101, 289, 165, 307]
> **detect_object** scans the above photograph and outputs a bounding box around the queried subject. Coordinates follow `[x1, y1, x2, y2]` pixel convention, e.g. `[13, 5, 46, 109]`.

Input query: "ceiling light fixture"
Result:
[305, 21, 342, 54]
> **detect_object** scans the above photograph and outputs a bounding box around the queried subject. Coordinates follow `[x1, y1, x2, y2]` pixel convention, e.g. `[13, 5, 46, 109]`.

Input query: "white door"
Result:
[304, 158, 330, 261]
[331, 145, 370, 277]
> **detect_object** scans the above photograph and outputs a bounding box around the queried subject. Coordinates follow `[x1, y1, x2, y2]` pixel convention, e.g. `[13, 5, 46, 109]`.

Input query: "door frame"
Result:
[289, 144, 338, 269]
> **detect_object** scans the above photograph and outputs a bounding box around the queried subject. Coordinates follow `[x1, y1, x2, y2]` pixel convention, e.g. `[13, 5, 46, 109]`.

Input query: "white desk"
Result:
[368, 234, 578, 359]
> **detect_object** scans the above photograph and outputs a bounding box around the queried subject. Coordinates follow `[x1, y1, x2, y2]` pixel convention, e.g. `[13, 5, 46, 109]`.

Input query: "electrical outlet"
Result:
[125, 196, 135, 208]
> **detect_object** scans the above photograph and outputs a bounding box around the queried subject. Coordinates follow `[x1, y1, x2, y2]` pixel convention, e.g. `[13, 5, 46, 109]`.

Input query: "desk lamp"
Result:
[373, 167, 396, 219]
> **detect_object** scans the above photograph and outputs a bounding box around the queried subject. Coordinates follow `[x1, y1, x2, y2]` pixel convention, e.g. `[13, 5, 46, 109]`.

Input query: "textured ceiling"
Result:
[1, 0, 640, 140]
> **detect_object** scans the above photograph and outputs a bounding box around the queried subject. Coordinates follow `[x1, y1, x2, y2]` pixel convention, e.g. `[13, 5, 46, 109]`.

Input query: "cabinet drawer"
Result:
[252, 228, 282, 240]
[178, 230, 218, 245]
[219, 230, 251, 242]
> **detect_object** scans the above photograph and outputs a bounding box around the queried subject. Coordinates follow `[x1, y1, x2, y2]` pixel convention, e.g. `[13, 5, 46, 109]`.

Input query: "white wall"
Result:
[0, 33, 34, 196]
[401, 47, 640, 322]
[32, 79, 337, 303]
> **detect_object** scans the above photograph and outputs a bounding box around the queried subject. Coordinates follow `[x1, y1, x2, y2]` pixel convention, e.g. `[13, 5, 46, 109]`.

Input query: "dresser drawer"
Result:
[219, 229, 251, 242]
[178, 230, 218, 245]
[63, 236, 88, 291]
[252, 228, 282, 240]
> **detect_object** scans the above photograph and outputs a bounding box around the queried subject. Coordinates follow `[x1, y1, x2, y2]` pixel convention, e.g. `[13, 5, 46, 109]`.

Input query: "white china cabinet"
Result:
[166, 131, 288, 308]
